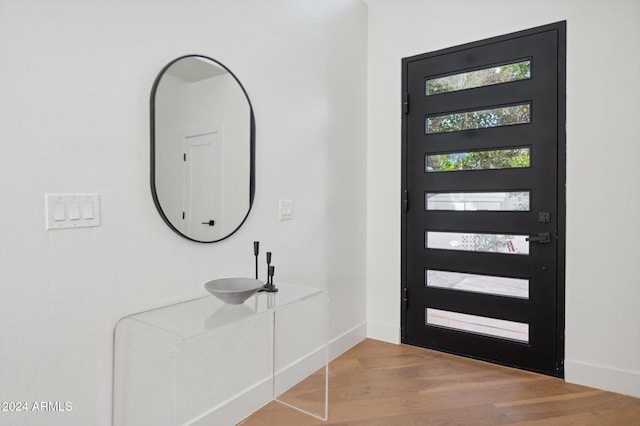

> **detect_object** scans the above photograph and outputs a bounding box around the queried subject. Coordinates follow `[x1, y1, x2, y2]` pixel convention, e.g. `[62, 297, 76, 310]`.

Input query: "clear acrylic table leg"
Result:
[272, 290, 329, 421]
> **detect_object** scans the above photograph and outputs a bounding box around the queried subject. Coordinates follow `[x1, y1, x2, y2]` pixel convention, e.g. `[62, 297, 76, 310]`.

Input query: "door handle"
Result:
[201, 220, 215, 226]
[526, 232, 551, 243]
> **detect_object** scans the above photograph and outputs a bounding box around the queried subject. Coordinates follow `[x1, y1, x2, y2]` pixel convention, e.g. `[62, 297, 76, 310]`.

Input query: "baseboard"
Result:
[329, 321, 367, 360]
[189, 376, 272, 426]
[366, 320, 400, 344]
[275, 321, 367, 394]
[189, 321, 367, 425]
[565, 359, 640, 398]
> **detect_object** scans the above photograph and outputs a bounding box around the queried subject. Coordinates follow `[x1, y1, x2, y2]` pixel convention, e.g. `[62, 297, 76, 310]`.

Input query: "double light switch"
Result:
[46, 194, 100, 230]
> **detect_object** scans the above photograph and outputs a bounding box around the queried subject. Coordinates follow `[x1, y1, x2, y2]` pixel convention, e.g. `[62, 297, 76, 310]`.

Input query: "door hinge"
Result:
[402, 287, 409, 310]
[402, 93, 409, 115]
[183, 153, 186, 161]
[403, 190, 409, 212]
[182, 211, 185, 220]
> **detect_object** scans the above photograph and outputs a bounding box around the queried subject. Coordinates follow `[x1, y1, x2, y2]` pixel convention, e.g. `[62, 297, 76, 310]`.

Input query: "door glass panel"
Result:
[426, 308, 529, 343]
[426, 148, 530, 172]
[426, 270, 529, 299]
[427, 60, 531, 95]
[426, 104, 530, 134]
[426, 191, 530, 211]
[426, 231, 529, 255]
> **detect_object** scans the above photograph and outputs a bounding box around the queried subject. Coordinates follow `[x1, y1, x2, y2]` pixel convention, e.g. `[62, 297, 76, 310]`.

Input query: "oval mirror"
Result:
[151, 55, 255, 242]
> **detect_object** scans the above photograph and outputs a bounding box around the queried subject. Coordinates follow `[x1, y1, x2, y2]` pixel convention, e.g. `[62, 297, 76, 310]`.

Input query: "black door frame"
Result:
[401, 21, 566, 377]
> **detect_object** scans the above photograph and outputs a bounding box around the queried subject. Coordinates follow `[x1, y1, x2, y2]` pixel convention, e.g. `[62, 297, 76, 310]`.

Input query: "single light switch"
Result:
[82, 202, 94, 219]
[279, 199, 294, 220]
[68, 202, 81, 220]
[54, 202, 66, 221]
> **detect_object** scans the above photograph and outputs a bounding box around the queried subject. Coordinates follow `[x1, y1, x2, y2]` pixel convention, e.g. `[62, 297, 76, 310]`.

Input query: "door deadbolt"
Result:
[526, 232, 551, 243]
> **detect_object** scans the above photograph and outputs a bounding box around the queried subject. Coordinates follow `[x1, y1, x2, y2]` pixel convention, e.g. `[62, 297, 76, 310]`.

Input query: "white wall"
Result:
[0, 1, 367, 425]
[365, 0, 640, 397]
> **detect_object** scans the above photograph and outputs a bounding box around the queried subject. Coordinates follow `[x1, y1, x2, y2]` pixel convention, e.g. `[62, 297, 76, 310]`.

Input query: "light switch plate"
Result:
[279, 199, 293, 220]
[46, 194, 100, 230]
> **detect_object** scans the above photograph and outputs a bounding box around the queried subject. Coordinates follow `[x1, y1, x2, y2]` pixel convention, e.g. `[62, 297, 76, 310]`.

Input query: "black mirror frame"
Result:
[150, 54, 255, 243]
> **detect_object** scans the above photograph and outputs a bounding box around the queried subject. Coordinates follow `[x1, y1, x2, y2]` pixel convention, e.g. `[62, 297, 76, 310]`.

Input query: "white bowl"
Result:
[204, 277, 264, 305]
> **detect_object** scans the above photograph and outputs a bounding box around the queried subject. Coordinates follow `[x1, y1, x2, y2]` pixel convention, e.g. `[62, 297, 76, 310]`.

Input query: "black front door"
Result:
[401, 22, 566, 376]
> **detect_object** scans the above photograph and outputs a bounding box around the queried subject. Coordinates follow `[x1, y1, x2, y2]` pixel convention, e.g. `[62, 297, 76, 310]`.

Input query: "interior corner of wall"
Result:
[366, 320, 400, 344]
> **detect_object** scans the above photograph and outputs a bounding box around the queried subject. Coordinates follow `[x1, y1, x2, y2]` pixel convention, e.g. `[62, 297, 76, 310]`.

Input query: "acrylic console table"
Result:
[113, 283, 329, 425]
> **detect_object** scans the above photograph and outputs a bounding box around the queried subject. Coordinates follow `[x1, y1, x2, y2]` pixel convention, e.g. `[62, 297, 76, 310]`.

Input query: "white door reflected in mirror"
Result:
[184, 129, 224, 240]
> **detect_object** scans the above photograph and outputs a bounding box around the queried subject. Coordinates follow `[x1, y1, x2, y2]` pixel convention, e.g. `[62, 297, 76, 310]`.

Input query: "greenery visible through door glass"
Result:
[427, 60, 531, 95]
[426, 104, 530, 134]
[426, 231, 530, 255]
[426, 148, 530, 172]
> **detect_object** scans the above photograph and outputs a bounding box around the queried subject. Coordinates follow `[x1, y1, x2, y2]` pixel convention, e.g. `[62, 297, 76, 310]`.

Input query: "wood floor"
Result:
[241, 339, 640, 425]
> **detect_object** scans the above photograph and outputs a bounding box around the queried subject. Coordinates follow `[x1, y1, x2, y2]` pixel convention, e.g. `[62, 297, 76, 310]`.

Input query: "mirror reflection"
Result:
[151, 55, 255, 242]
